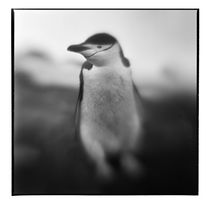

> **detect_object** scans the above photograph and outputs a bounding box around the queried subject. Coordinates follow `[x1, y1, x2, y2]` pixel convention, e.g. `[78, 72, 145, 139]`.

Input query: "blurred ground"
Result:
[13, 49, 198, 195]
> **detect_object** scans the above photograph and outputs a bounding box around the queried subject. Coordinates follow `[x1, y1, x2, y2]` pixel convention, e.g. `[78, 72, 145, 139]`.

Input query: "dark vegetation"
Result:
[13, 71, 198, 195]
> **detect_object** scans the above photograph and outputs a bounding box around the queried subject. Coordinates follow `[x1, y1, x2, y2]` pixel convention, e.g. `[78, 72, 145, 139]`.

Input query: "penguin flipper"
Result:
[133, 82, 143, 108]
[74, 70, 83, 135]
[133, 82, 145, 127]
[74, 61, 93, 137]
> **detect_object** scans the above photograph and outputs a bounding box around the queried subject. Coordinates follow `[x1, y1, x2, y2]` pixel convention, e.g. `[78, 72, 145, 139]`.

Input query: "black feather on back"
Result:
[119, 47, 130, 67]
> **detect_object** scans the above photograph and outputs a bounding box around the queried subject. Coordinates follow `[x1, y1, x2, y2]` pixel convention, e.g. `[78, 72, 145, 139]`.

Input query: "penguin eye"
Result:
[97, 45, 102, 49]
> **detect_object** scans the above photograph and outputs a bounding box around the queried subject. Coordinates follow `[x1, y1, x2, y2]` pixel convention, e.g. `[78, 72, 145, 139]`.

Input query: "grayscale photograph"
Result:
[12, 9, 198, 195]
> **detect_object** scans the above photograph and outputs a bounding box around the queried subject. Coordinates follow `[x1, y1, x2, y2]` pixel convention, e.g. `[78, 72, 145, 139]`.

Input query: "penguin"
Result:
[67, 33, 144, 178]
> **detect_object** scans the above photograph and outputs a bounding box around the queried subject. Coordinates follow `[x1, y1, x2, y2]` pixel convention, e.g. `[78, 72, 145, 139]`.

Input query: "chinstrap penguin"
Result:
[67, 33, 144, 179]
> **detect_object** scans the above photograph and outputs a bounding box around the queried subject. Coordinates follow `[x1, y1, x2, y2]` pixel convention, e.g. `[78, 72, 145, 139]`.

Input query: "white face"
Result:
[71, 43, 121, 67]
[79, 43, 113, 58]
[68, 41, 122, 66]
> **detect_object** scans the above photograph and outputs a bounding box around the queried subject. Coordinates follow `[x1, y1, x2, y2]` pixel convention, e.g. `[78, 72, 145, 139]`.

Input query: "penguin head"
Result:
[67, 33, 130, 67]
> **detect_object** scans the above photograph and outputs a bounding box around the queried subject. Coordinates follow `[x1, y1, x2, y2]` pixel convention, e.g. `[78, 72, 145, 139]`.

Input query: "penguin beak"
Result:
[67, 43, 90, 53]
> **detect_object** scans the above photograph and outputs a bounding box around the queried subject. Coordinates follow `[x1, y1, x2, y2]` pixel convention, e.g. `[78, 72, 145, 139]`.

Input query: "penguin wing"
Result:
[74, 61, 92, 137]
[132, 82, 144, 116]
[74, 69, 83, 131]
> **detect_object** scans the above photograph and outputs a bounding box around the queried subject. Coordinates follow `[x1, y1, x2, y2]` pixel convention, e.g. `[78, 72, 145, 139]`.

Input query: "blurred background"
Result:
[13, 9, 198, 195]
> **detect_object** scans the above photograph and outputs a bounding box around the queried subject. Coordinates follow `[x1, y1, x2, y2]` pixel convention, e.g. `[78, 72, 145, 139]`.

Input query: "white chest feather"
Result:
[80, 66, 141, 153]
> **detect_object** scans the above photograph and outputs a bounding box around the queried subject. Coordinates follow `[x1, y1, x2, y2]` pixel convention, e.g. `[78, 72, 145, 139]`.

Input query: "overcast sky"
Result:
[14, 10, 197, 91]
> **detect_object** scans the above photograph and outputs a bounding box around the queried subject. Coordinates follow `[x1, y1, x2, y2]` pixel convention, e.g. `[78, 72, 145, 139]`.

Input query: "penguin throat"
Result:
[88, 55, 123, 67]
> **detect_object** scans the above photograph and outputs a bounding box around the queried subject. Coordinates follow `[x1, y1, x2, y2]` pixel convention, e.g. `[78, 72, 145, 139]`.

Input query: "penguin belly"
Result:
[80, 67, 141, 176]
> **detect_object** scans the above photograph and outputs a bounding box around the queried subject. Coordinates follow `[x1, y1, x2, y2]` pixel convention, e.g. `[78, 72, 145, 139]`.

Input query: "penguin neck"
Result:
[91, 54, 125, 68]
[91, 59, 128, 76]
[103, 57, 122, 67]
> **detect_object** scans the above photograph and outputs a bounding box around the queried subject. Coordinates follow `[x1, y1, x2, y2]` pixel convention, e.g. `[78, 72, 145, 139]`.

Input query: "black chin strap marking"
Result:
[86, 43, 114, 58]
[85, 43, 130, 68]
